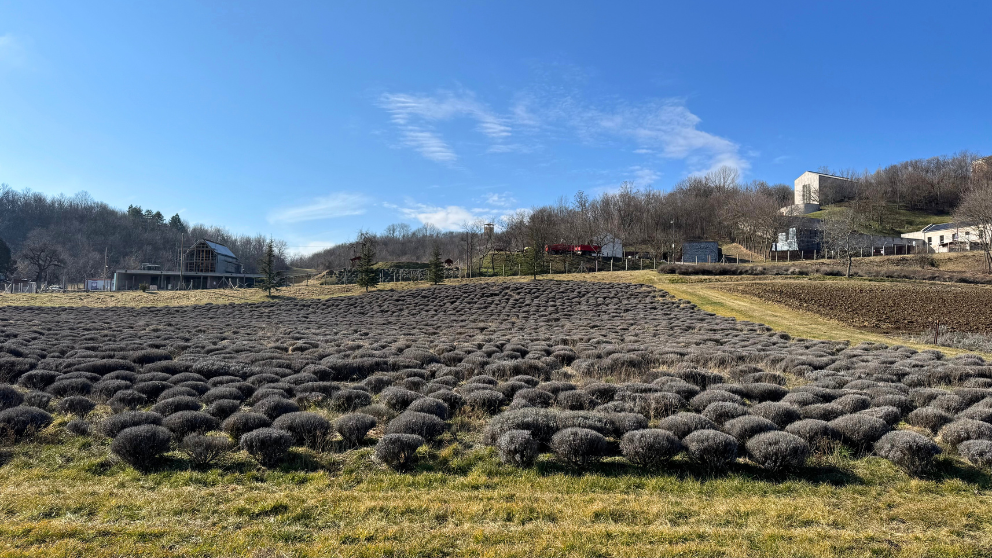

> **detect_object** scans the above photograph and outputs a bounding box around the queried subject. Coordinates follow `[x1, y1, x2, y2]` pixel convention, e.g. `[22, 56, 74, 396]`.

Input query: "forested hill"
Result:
[0, 184, 287, 284]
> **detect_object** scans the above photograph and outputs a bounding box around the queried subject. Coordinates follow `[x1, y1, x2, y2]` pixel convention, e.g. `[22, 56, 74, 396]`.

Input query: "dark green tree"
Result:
[127, 205, 144, 219]
[356, 232, 379, 292]
[256, 239, 283, 296]
[168, 214, 187, 233]
[152, 211, 165, 225]
[0, 237, 15, 280]
[427, 242, 444, 285]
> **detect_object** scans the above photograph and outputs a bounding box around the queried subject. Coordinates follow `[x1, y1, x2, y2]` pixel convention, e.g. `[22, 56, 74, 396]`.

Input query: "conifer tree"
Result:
[257, 239, 283, 296]
[356, 232, 379, 292]
[428, 242, 444, 285]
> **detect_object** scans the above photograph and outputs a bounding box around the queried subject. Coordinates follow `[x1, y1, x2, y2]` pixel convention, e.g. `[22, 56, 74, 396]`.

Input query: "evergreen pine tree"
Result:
[356, 232, 379, 292]
[257, 239, 283, 296]
[428, 242, 444, 285]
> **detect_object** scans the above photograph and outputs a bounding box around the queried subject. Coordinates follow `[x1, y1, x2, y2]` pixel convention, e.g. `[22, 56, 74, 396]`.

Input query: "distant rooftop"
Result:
[802, 171, 853, 181]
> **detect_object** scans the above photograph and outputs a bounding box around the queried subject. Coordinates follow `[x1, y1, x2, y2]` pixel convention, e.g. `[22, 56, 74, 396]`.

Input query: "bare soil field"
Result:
[1, 280, 992, 556]
[722, 280, 992, 334]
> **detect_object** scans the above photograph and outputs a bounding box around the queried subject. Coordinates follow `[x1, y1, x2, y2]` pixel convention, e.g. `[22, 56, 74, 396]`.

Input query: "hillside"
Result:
[806, 203, 953, 237]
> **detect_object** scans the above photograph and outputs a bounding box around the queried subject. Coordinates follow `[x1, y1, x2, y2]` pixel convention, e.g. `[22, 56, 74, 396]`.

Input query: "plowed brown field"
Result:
[722, 280, 992, 334]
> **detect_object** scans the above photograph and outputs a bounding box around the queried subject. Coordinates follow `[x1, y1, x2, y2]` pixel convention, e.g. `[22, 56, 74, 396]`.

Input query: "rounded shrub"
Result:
[252, 396, 301, 419]
[683, 429, 738, 471]
[430, 390, 464, 413]
[749, 402, 801, 428]
[785, 419, 841, 452]
[111, 425, 172, 470]
[874, 430, 941, 475]
[240, 427, 293, 468]
[0, 406, 53, 437]
[386, 411, 446, 441]
[744, 383, 788, 402]
[17, 370, 60, 391]
[151, 396, 202, 416]
[380, 387, 423, 411]
[906, 407, 954, 434]
[163, 410, 219, 439]
[221, 412, 273, 440]
[464, 389, 506, 414]
[657, 412, 717, 440]
[108, 390, 147, 413]
[406, 397, 449, 420]
[92, 379, 133, 402]
[800, 403, 847, 422]
[939, 419, 992, 448]
[958, 440, 992, 468]
[496, 429, 539, 467]
[206, 399, 242, 420]
[201, 387, 246, 404]
[57, 395, 96, 418]
[23, 391, 52, 411]
[65, 418, 89, 436]
[46, 379, 92, 397]
[635, 392, 687, 420]
[702, 402, 748, 425]
[272, 411, 331, 448]
[746, 431, 809, 472]
[550, 427, 607, 468]
[330, 389, 373, 412]
[334, 413, 377, 447]
[610, 412, 649, 437]
[723, 415, 779, 443]
[0, 384, 24, 411]
[620, 429, 682, 468]
[829, 414, 891, 452]
[833, 394, 871, 414]
[556, 390, 596, 411]
[483, 408, 558, 445]
[100, 411, 163, 438]
[374, 433, 424, 469]
[857, 406, 901, 426]
[690, 390, 744, 412]
[180, 433, 233, 467]
[513, 388, 554, 408]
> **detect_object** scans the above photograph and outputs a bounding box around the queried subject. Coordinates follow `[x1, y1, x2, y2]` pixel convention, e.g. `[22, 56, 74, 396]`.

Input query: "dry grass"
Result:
[1, 427, 991, 558]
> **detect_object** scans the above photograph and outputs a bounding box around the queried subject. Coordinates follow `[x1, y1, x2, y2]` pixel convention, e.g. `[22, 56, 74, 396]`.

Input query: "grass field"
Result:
[2, 413, 991, 557]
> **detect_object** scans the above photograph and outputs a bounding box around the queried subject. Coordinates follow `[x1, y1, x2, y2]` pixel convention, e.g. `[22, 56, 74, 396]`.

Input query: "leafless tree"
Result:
[955, 169, 992, 273]
[18, 239, 65, 284]
[821, 207, 869, 277]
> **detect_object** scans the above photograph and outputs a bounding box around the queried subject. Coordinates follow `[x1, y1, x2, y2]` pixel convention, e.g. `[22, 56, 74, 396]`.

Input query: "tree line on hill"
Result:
[0, 184, 288, 285]
[1, 151, 987, 286]
[293, 152, 988, 273]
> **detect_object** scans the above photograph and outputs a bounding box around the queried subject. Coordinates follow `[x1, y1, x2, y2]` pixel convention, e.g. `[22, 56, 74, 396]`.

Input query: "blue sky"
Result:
[1, 1, 989, 254]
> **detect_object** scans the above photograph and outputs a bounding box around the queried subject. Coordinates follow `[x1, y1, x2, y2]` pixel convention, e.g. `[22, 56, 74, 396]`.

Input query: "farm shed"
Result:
[112, 239, 263, 290]
[681, 241, 720, 264]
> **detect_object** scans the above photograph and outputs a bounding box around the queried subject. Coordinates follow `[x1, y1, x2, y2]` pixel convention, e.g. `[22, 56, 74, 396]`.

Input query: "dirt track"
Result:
[721, 280, 992, 334]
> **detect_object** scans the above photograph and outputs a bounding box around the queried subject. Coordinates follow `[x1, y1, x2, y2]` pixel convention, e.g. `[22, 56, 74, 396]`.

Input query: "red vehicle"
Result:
[545, 244, 601, 255]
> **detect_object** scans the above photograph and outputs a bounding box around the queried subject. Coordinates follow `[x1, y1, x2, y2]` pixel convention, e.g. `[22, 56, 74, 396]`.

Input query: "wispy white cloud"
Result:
[772, 155, 791, 164]
[484, 192, 516, 207]
[268, 192, 371, 224]
[378, 77, 750, 175]
[628, 166, 660, 186]
[378, 90, 512, 163]
[392, 194, 524, 231]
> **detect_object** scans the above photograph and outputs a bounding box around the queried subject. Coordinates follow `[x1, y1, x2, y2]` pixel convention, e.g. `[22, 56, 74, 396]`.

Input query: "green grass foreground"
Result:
[2, 426, 992, 558]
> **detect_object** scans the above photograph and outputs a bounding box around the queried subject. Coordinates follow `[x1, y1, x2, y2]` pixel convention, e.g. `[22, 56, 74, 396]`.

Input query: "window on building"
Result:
[927, 237, 932, 245]
[939, 235, 945, 244]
